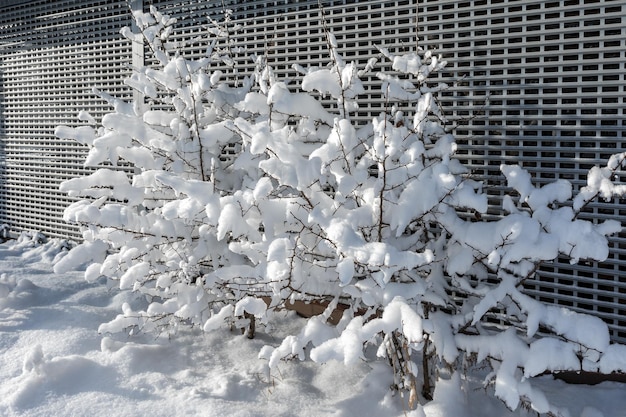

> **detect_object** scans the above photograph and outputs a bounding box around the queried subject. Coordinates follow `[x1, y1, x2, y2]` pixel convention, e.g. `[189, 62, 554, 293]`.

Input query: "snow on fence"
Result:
[1, 0, 625, 343]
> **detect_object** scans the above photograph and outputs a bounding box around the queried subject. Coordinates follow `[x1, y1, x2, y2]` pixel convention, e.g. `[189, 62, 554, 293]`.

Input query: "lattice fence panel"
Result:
[0, 0, 132, 238]
[145, 0, 420, 125]
[2, 0, 626, 342]
[418, 0, 626, 342]
[146, 0, 626, 342]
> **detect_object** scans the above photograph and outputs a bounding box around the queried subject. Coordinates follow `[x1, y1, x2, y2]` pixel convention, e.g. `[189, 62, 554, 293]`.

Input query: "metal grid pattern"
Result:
[417, 0, 626, 341]
[0, 0, 132, 238]
[146, 0, 420, 125]
[145, 0, 626, 343]
[1, 0, 626, 342]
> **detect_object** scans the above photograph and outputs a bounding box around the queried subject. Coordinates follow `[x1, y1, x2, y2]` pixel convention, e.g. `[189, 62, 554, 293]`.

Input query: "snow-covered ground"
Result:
[0, 237, 624, 417]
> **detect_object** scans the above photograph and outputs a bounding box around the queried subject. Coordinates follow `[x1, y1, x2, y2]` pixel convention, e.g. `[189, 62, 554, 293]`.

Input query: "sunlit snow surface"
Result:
[0, 237, 624, 417]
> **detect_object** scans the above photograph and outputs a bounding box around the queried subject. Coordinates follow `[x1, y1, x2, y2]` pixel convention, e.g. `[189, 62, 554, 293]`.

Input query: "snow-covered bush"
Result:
[54, 6, 264, 335]
[55, 6, 626, 414]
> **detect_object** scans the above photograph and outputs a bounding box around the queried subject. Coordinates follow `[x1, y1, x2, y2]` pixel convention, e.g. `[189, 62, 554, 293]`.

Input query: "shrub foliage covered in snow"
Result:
[56, 6, 626, 414]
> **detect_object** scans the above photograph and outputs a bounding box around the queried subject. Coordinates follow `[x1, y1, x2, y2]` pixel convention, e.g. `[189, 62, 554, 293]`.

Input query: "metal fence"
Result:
[0, 0, 132, 238]
[1, 0, 625, 342]
[416, 0, 626, 342]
